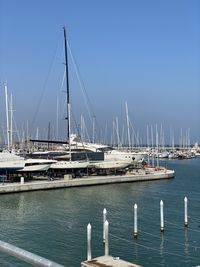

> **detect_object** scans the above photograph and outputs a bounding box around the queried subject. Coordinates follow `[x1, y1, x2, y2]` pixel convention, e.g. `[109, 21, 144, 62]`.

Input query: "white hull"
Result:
[89, 160, 131, 169]
[104, 151, 145, 163]
[18, 159, 56, 172]
[50, 161, 89, 170]
[0, 151, 25, 171]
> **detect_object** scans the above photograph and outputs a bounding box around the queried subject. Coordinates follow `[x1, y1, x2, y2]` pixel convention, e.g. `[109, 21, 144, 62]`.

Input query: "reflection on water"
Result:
[0, 159, 199, 266]
[184, 228, 189, 257]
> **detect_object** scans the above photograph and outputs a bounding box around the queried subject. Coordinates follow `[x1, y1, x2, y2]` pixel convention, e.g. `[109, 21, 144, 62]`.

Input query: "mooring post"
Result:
[184, 196, 188, 227]
[160, 200, 164, 232]
[87, 223, 92, 261]
[134, 203, 138, 238]
[103, 208, 107, 243]
[20, 176, 24, 184]
[104, 220, 109, 256]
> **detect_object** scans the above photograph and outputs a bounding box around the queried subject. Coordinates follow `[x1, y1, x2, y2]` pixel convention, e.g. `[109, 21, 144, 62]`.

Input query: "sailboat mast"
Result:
[63, 27, 71, 155]
[5, 83, 10, 150]
[125, 101, 131, 149]
[10, 93, 13, 148]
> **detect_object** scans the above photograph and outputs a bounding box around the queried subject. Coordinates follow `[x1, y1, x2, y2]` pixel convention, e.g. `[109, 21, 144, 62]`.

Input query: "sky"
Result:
[0, 0, 200, 146]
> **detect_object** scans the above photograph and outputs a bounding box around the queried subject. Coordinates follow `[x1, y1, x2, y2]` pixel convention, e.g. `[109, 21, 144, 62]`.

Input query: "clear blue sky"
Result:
[0, 0, 199, 145]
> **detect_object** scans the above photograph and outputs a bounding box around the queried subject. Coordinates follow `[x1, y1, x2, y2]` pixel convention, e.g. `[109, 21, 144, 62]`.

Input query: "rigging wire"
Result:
[30, 31, 62, 137]
[67, 42, 95, 124]
[67, 42, 101, 142]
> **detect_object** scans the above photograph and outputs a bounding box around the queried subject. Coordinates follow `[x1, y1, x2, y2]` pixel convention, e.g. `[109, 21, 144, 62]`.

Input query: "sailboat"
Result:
[50, 27, 90, 172]
[0, 84, 58, 176]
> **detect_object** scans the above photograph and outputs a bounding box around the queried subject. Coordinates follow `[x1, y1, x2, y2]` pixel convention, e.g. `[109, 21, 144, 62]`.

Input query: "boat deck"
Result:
[81, 255, 142, 267]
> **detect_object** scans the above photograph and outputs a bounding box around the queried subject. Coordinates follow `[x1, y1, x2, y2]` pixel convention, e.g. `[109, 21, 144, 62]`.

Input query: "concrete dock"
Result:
[81, 255, 142, 267]
[0, 169, 175, 194]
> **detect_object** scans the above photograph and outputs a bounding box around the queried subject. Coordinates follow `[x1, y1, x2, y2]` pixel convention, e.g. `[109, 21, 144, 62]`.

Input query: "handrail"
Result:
[0, 240, 65, 267]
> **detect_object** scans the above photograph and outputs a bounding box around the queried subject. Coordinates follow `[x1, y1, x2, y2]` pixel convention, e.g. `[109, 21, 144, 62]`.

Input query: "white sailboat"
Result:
[49, 27, 90, 172]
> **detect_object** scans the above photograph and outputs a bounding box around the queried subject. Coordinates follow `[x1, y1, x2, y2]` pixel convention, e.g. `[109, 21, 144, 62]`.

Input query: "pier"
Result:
[81, 255, 142, 267]
[0, 169, 175, 194]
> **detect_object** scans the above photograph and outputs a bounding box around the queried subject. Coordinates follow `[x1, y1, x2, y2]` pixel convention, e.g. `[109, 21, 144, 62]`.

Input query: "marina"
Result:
[0, 1, 199, 266]
[0, 159, 198, 266]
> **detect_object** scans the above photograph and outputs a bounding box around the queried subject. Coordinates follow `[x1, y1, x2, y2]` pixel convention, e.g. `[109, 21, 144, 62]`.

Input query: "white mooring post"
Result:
[87, 223, 92, 261]
[160, 200, 164, 232]
[184, 196, 188, 227]
[20, 176, 24, 184]
[134, 203, 138, 238]
[104, 220, 109, 256]
[103, 208, 107, 243]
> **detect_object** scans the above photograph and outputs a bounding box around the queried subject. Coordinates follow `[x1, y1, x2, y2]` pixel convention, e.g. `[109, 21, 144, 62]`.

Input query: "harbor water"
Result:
[0, 159, 199, 266]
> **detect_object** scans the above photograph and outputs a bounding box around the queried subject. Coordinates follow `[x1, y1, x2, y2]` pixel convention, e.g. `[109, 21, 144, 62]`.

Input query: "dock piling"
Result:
[134, 203, 138, 238]
[160, 200, 164, 232]
[87, 223, 92, 260]
[103, 208, 107, 243]
[184, 196, 188, 227]
[104, 220, 109, 256]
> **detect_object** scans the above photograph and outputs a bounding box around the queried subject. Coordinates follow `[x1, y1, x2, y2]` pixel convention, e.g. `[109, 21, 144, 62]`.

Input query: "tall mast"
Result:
[63, 26, 71, 156]
[5, 83, 10, 150]
[10, 93, 13, 148]
[125, 101, 131, 149]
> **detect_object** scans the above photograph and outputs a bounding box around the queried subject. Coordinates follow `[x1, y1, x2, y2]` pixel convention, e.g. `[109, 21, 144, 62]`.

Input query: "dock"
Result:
[81, 255, 142, 267]
[0, 169, 175, 194]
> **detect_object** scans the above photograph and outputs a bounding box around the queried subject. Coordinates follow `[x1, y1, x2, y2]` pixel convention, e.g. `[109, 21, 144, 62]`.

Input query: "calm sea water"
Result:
[0, 159, 200, 267]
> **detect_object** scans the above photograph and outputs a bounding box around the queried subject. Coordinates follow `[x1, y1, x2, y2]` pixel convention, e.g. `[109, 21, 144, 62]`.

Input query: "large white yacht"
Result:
[67, 134, 145, 164]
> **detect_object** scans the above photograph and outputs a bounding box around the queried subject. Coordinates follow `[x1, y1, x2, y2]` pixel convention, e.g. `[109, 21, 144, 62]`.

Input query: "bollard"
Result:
[103, 208, 107, 243]
[104, 220, 109, 256]
[134, 204, 138, 238]
[20, 176, 24, 184]
[87, 223, 92, 261]
[160, 200, 164, 232]
[184, 197, 188, 227]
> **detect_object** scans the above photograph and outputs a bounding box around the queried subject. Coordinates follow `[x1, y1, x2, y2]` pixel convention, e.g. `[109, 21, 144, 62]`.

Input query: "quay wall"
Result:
[0, 170, 175, 194]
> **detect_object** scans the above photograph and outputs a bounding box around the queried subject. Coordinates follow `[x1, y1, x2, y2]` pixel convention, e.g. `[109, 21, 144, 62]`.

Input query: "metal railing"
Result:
[0, 240, 65, 267]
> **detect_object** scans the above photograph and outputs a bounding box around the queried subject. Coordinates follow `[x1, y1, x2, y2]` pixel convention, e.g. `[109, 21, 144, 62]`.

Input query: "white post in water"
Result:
[134, 204, 138, 238]
[87, 223, 92, 261]
[103, 208, 107, 243]
[104, 220, 109, 256]
[160, 200, 164, 232]
[184, 197, 188, 227]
